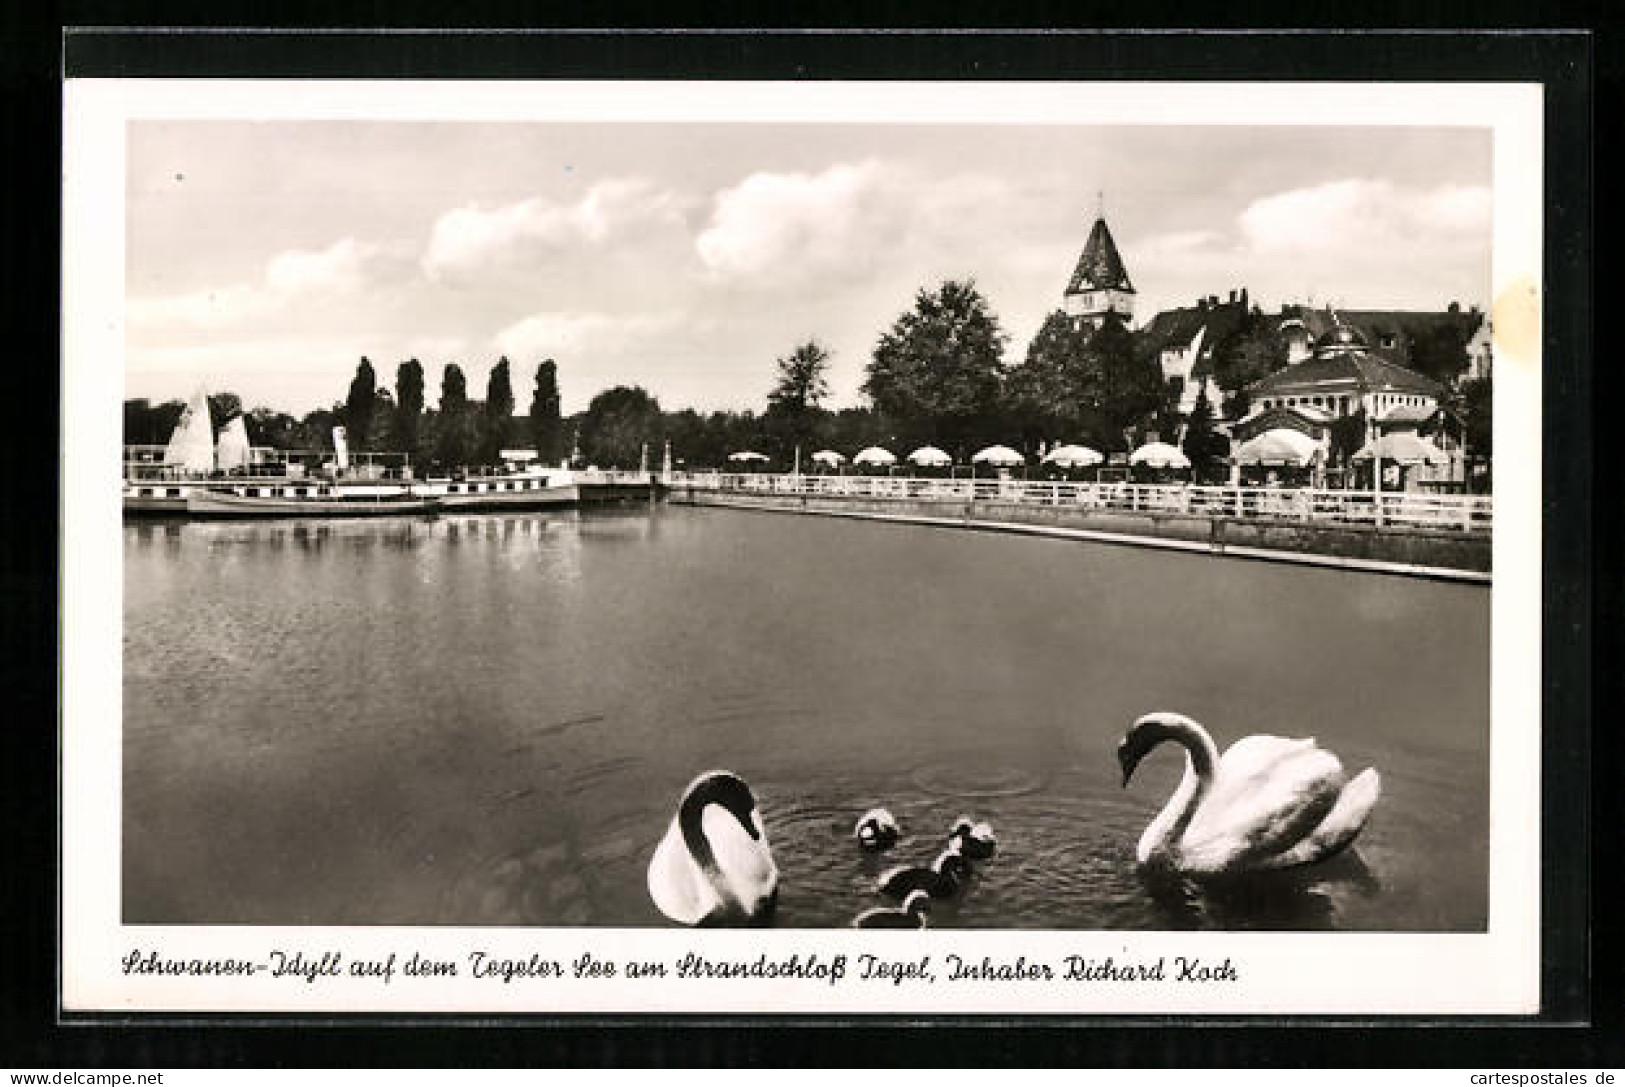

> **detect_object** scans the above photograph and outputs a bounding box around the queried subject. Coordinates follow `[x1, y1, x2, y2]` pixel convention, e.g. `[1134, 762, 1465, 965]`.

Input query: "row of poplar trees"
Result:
[340, 355, 564, 470]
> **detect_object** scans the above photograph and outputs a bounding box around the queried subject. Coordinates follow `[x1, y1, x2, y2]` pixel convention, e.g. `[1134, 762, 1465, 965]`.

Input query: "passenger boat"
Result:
[410, 468, 578, 510]
[184, 485, 439, 518]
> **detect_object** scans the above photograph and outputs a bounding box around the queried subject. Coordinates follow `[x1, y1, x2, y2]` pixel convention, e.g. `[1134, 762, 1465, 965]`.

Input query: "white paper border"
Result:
[62, 78, 1544, 1016]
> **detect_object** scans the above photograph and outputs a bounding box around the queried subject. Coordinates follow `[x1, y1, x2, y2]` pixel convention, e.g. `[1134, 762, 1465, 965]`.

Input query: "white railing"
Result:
[667, 472, 1494, 534]
[574, 469, 662, 486]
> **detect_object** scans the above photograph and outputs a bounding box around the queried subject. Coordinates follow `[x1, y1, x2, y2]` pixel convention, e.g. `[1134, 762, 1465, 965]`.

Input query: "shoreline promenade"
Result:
[668, 472, 1492, 582]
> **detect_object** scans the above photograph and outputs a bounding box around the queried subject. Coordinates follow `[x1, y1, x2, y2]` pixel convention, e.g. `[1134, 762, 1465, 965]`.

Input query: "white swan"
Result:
[647, 770, 778, 925]
[854, 807, 900, 851]
[1117, 711, 1381, 877]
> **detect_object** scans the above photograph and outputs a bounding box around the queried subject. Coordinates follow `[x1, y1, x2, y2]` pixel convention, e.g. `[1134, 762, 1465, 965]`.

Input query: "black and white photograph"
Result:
[60, 77, 1545, 1016]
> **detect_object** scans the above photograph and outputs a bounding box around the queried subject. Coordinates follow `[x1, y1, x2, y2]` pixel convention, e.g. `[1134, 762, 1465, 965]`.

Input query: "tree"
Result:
[395, 359, 425, 460]
[434, 363, 475, 469]
[1180, 388, 1228, 482]
[124, 398, 185, 446]
[863, 279, 1008, 454]
[1407, 323, 1471, 385]
[1213, 318, 1287, 418]
[479, 357, 515, 464]
[245, 406, 301, 449]
[369, 388, 397, 453]
[529, 359, 564, 464]
[1007, 310, 1086, 448]
[1328, 410, 1369, 468]
[578, 386, 663, 469]
[1459, 375, 1492, 459]
[206, 392, 243, 425]
[344, 357, 378, 449]
[1083, 313, 1164, 452]
[765, 340, 832, 459]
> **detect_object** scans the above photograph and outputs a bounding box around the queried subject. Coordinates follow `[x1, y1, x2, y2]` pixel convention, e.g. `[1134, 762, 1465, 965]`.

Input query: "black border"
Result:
[8, 20, 1607, 1068]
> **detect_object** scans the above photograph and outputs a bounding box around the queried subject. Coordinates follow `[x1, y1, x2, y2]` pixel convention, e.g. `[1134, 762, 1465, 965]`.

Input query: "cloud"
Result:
[492, 309, 689, 361]
[421, 179, 688, 281]
[128, 236, 381, 331]
[695, 161, 897, 278]
[1238, 179, 1491, 255]
[265, 237, 377, 294]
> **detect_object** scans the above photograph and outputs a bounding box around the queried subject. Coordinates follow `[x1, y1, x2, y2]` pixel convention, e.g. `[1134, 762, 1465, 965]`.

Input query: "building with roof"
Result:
[1136, 288, 1251, 414]
[1270, 302, 1487, 376]
[1237, 325, 1462, 489]
[1062, 214, 1136, 332]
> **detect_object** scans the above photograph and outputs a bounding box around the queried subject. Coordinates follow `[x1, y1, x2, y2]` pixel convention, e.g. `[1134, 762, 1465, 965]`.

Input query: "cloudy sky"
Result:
[125, 121, 1491, 416]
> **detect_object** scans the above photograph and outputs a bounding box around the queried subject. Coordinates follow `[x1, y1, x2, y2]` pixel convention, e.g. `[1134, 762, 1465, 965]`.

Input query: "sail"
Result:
[162, 387, 215, 473]
[216, 415, 250, 472]
[333, 426, 349, 471]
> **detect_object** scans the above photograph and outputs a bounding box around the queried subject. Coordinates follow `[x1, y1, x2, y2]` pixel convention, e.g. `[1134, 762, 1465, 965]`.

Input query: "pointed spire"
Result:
[1065, 212, 1135, 297]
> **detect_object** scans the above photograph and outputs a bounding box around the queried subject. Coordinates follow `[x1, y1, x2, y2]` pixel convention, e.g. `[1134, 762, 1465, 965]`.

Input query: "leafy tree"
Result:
[1084, 312, 1164, 452]
[479, 356, 515, 464]
[1007, 310, 1086, 446]
[863, 279, 1008, 454]
[342, 358, 378, 449]
[1406, 323, 1471, 385]
[245, 406, 301, 449]
[206, 392, 243, 425]
[1328, 410, 1369, 467]
[1213, 318, 1287, 418]
[1180, 387, 1226, 479]
[434, 363, 475, 469]
[299, 406, 341, 451]
[765, 340, 832, 460]
[124, 398, 186, 446]
[369, 388, 397, 454]
[529, 358, 564, 464]
[1459, 375, 1492, 459]
[1007, 310, 1162, 454]
[395, 359, 425, 459]
[578, 385, 664, 469]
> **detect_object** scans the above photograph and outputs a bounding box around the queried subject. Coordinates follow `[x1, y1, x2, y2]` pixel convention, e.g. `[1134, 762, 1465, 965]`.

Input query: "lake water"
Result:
[123, 505, 1490, 930]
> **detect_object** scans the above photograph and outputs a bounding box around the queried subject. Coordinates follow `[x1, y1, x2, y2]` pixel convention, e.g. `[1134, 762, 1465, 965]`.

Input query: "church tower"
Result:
[1063, 211, 1136, 331]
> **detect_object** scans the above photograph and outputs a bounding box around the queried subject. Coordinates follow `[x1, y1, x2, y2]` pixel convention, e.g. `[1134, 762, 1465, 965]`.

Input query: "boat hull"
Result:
[436, 483, 579, 510]
[184, 490, 440, 518]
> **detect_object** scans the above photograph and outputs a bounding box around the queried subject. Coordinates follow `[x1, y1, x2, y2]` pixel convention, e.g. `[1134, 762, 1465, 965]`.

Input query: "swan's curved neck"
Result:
[1142, 719, 1221, 857]
[678, 774, 758, 912]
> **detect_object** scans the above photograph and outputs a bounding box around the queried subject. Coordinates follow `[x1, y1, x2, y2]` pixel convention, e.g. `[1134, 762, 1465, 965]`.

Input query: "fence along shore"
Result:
[666, 472, 1492, 581]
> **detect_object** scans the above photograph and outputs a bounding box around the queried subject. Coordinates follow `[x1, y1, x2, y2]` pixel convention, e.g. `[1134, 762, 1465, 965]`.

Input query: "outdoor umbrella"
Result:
[906, 445, 953, 467]
[727, 451, 770, 463]
[1129, 442, 1192, 469]
[1352, 432, 1450, 466]
[1041, 443, 1104, 468]
[810, 449, 846, 466]
[853, 446, 897, 466]
[1234, 428, 1320, 467]
[970, 444, 1025, 466]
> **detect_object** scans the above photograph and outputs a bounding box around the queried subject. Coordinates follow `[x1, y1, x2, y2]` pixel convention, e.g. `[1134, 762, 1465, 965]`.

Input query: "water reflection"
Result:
[123, 505, 1489, 930]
